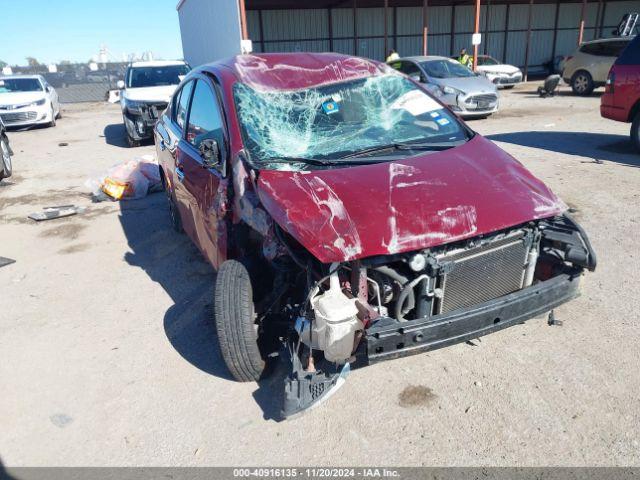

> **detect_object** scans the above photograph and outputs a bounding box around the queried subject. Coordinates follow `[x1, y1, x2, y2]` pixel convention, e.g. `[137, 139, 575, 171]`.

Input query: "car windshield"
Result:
[478, 56, 500, 66]
[233, 74, 469, 168]
[421, 60, 475, 78]
[127, 65, 190, 88]
[0, 78, 43, 93]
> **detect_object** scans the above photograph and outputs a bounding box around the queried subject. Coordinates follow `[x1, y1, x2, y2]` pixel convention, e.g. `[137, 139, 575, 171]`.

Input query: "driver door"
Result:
[175, 75, 228, 268]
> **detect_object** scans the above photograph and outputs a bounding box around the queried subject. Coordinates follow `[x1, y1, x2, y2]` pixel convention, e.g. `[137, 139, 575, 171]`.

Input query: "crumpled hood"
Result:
[256, 135, 566, 263]
[0, 91, 46, 107]
[123, 85, 177, 103]
[478, 64, 522, 75]
[430, 76, 496, 94]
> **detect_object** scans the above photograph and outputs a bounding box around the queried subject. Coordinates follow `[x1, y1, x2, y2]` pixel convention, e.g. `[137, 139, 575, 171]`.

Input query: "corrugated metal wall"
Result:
[247, 1, 640, 70]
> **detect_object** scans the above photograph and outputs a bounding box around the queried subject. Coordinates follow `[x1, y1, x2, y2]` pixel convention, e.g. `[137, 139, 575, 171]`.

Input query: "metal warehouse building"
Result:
[177, 0, 639, 74]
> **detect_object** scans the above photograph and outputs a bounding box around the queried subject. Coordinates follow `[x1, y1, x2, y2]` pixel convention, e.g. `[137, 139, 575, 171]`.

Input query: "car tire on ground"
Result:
[48, 105, 56, 127]
[631, 112, 640, 152]
[0, 136, 12, 180]
[503, 85, 515, 89]
[55, 108, 62, 120]
[571, 70, 594, 96]
[214, 259, 265, 382]
[165, 180, 182, 232]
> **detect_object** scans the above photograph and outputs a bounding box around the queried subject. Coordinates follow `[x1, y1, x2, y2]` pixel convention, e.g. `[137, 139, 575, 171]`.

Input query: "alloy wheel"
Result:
[1, 139, 11, 174]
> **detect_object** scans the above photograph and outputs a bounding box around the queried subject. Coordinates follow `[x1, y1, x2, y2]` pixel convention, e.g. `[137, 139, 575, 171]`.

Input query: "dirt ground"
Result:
[1, 83, 639, 467]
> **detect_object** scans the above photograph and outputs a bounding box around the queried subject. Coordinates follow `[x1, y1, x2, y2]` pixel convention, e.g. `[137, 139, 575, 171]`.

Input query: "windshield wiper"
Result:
[340, 142, 458, 159]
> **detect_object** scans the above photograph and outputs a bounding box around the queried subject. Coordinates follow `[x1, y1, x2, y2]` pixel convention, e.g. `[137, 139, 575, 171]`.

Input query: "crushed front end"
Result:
[260, 213, 595, 418]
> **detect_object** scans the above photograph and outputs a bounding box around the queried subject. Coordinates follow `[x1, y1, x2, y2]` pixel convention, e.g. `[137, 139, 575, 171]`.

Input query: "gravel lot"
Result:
[1, 83, 639, 467]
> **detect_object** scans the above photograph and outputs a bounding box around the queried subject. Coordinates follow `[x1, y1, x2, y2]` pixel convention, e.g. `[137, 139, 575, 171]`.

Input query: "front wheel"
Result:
[48, 105, 56, 127]
[631, 112, 640, 152]
[571, 71, 594, 96]
[214, 259, 265, 382]
[0, 137, 12, 180]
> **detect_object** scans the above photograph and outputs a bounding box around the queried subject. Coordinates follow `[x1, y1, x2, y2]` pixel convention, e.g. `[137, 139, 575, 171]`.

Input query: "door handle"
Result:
[176, 167, 185, 182]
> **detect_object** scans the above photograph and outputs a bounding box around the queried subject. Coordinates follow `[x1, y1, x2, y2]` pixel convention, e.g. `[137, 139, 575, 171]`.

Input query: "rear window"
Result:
[616, 36, 640, 65]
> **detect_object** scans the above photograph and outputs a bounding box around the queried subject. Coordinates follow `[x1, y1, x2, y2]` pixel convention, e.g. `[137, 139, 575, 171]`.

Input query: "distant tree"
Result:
[26, 57, 40, 67]
[0, 60, 7, 68]
[59, 60, 71, 65]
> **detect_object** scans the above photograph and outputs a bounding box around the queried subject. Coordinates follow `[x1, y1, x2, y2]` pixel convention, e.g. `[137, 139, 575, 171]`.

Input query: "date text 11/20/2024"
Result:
[233, 468, 400, 478]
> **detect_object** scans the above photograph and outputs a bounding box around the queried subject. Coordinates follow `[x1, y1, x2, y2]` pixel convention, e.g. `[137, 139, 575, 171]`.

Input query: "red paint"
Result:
[257, 135, 564, 263]
[601, 36, 640, 123]
[157, 53, 567, 267]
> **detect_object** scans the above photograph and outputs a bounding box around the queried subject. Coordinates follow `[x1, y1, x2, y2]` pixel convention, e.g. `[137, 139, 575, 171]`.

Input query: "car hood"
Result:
[429, 76, 496, 94]
[0, 91, 46, 107]
[256, 135, 566, 263]
[123, 85, 177, 103]
[478, 64, 521, 75]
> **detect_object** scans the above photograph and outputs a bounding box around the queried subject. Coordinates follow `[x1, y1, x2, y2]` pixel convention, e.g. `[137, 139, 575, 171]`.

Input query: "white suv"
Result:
[118, 61, 190, 147]
[563, 37, 633, 96]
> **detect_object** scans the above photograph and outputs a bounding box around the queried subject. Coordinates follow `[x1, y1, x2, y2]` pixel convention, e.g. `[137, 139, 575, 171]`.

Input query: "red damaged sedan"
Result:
[154, 53, 596, 418]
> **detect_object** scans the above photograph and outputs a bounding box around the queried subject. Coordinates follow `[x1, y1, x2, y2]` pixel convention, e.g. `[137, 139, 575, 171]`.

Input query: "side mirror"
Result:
[117, 80, 125, 89]
[199, 138, 221, 168]
[410, 74, 422, 83]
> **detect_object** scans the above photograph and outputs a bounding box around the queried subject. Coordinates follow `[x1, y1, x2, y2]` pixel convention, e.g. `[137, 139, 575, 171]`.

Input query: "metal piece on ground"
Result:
[0, 257, 16, 268]
[28, 205, 86, 221]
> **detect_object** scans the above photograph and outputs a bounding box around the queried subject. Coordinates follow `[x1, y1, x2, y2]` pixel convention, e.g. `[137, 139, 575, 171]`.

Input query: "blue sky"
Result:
[0, 0, 184, 66]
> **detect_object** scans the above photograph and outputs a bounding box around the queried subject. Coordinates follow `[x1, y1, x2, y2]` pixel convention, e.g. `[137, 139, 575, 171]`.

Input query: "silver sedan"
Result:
[390, 56, 500, 118]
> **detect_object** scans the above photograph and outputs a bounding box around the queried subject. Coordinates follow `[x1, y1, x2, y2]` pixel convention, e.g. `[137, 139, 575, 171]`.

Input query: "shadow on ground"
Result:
[103, 123, 153, 148]
[486, 131, 639, 167]
[510, 88, 603, 98]
[118, 192, 284, 420]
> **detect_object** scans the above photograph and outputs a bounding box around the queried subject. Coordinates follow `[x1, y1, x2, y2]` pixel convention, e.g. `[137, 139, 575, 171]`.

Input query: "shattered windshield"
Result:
[421, 60, 475, 79]
[233, 74, 468, 169]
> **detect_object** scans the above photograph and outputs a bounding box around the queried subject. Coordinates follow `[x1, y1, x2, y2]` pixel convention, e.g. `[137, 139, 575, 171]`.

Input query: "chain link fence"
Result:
[6, 62, 128, 103]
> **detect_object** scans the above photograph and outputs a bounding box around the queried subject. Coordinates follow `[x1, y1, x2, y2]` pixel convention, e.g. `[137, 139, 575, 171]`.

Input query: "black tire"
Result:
[214, 259, 265, 382]
[632, 112, 640, 152]
[126, 134, 140, 148]
[165, 178, 182, 232]
[503, 85, 515, 90]
[55, 107, 62, 120]
[0, 136, 12, 180]
[48, 104, 56, 127]
[571, 70, 594, 96]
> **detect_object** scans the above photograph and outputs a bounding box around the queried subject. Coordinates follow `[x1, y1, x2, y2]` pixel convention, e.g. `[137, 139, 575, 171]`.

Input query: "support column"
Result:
[328, 8, 334, 52]
[238, 0, 248, 40]
[422, 0, 429, 56]
[484, 0, 491, 55]
[578, 0, 588, 45]
[599, 1, 607, 37]
[523, 0, 534, 81]
[449, 4, 456, 56]
[353, 0, 358, 56]
[473, 0, 481, 71]
[503, 3, 510, 63]
[551, 0, 560, 61]
[384, 0, 389, 58]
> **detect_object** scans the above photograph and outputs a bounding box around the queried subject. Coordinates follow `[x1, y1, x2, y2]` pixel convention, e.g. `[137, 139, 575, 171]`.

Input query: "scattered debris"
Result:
[87, 154, 162, 201]
[49, 413, 73, 428]
[548, 309, 563, 326]
[58, 142, 69, 147]
[0, 256, 16, 268]
[28, 205, 86, 222]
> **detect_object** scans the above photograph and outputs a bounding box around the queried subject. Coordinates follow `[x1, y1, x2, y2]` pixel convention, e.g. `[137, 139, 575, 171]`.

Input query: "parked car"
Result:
[601, 34, 640, 150]
[118, 60, 190, 147]
[390, 56, 499, 118]
[155, 53, 596, 418]
[0, 75, 61, 128]
[0, 117, 12, 181]
[562, 36, 634, 95]
[475, 55, 523, 88]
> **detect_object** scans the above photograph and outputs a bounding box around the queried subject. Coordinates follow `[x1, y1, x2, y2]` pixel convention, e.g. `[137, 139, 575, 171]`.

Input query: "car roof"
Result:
[209, 52, 388, 91]
[399, 55, 453, 62]
[583, 36, 635, 45]
[0, 75, 44, 80]
[130, 60, 186, 68]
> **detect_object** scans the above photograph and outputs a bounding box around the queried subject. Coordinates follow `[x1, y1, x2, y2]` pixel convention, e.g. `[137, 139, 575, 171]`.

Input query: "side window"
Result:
[400, 62, 422, 79]
[186, 80, 224, 151]
[174, 81, 194, 131]
[581, 43, 602, 56]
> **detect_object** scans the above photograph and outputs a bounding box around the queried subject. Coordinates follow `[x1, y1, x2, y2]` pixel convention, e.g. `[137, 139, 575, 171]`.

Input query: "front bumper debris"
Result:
[356, 270, 582, 365]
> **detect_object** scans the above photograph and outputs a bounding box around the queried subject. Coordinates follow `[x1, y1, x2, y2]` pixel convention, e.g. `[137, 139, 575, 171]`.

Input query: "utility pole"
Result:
[472, 0, 481, 71]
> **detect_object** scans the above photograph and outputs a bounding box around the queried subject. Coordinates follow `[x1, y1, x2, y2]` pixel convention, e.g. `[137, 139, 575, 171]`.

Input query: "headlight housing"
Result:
[28, 98, 47, 107]
[124, 98, 143, 114]
[441, 85, 465, 96]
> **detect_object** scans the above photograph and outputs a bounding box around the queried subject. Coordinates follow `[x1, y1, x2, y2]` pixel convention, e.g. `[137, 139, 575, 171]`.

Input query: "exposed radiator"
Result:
[435, 232, 530, 314]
